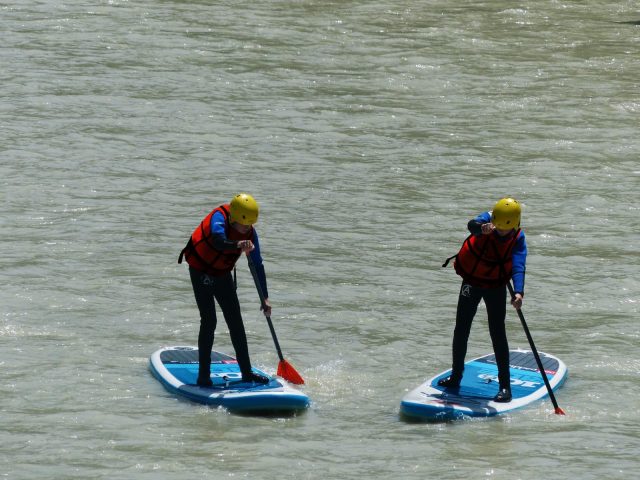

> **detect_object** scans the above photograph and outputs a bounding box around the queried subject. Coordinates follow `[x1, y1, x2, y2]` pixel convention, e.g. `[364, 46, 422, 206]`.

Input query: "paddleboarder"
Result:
[440, 197, 528, 402]
[178, 193, 271, 386]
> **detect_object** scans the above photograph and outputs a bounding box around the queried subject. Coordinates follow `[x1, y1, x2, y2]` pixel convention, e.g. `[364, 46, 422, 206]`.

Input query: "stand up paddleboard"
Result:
[149, 346, 309, 413]
[400, 349, 567, 421]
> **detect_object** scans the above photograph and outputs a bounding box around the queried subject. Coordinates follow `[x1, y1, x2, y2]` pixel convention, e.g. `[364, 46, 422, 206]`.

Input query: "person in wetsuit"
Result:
[178, 193, 271, 387]
[440, 197, 527, 402]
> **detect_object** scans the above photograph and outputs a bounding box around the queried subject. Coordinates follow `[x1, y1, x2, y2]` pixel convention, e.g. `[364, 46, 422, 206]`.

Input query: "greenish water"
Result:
[1, 1, 639, 479]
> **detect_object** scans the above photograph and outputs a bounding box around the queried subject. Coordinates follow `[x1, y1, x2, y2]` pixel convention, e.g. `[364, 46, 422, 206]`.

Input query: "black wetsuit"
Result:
[189, 267, 254, 380]
[448, 217, 525, 389]
[451, 281, 511, 388]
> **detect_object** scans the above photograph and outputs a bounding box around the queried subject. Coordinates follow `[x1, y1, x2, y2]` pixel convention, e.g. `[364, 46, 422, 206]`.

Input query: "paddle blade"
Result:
[555, 407, 566, 415]
[277, 359, 305, 385]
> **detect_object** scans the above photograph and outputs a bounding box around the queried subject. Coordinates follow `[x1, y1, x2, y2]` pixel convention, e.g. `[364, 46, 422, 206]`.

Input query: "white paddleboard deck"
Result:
[150, 346, 309, 413]
[400, 349, 567, 420]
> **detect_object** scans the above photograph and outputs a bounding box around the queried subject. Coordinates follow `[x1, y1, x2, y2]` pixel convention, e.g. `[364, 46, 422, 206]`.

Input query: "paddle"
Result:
[247, 255, 305, 384]
[507, 282, 565, 415]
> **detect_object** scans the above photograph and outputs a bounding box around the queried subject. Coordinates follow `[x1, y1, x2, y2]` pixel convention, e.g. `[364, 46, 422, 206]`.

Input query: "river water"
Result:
[1, 1, 639, 479]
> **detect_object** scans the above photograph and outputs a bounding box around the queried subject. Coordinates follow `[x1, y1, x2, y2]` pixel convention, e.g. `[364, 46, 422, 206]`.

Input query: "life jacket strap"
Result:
[178, 238, 193, 264]
[442, 254, 457, 268]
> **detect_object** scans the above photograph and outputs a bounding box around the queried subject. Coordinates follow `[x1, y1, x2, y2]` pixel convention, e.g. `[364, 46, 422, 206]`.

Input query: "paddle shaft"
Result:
[247, 255, 285, 362]
[507, 282, 564, 413]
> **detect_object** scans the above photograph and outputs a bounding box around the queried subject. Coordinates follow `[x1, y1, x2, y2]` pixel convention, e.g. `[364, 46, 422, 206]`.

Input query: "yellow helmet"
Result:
[491, 197, 521, 230]
[229, 193, 259, 225]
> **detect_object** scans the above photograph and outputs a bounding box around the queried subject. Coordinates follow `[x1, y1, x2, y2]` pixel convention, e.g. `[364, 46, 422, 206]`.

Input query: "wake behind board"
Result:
[149, 346, 309, 413]
[400, 349, 567, 421]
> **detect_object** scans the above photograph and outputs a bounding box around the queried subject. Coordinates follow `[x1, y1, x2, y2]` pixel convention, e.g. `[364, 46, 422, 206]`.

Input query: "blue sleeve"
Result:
[476, 211, 492, 224]
[210, 210, 227, 236]
[210, 211, 240, 251]
[248, 230, 269, 298]
[511, 231, 527, 295]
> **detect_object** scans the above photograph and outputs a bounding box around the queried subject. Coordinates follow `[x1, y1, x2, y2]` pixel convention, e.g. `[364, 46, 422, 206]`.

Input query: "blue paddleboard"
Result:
[400, 349, 567, 420]
[149, 346, 309, 413]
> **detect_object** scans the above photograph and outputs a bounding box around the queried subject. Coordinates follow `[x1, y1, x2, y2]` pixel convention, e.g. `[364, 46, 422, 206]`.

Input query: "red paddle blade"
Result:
[555, 407, 566, 415]
[277, 359, 305, 385]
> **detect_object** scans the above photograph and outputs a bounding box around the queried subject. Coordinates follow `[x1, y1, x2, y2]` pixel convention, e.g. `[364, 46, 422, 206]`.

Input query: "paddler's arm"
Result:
[249, 231, 271, 317]
[511, 232, 527, 309]
[468, 211, 492, 235]
[210, 210, 242, 251]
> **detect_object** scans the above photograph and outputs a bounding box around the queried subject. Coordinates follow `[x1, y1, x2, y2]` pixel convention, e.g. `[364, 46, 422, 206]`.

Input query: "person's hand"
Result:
[237, 240, 255, 253]
[261, 298, 272, 317]
[481, 223, 496, 235]
[511, 293, 523, 310]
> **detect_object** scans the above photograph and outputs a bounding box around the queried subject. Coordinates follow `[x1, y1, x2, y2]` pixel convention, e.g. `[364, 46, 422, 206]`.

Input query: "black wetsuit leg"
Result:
[450, 282, 483, 377]
[189, 268, 253, 379]
[483, 285, 510, 389]
[211, 272, 253, 378]
[190, 267, 217, 379]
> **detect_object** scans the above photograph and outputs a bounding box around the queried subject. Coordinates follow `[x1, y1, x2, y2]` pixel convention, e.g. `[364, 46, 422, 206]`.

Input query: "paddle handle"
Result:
[247, 255, 285, 362]
[507, 282, 565, 414]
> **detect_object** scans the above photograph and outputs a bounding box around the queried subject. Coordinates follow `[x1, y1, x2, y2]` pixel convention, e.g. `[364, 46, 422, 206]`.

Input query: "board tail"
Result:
[277, 360, 305, 385]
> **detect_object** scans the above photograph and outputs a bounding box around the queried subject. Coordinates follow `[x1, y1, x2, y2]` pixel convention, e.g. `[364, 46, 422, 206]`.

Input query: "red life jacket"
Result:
[178, 204, 254, 276]
[446, 229, 521, 288]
